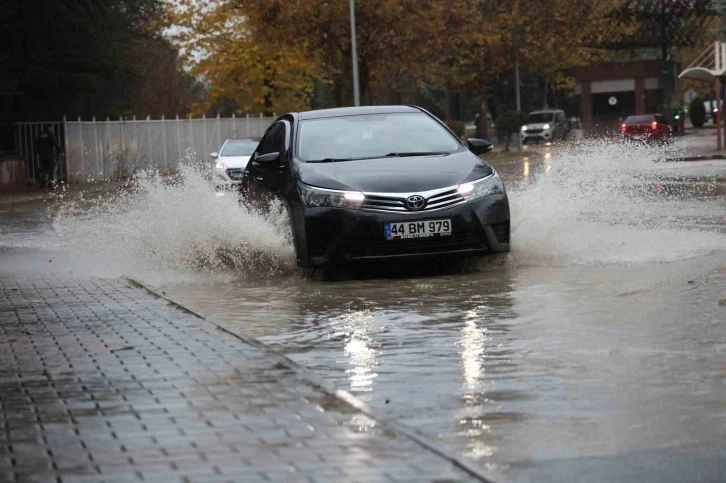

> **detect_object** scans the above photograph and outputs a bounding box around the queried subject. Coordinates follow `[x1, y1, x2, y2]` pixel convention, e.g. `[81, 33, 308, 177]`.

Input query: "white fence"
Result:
[15, 115, 275, 183]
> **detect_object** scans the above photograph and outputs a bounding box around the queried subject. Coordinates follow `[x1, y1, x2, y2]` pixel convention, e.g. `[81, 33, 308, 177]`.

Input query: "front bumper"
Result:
[521, 131, 552, 143]
[214, 167, 245, 189]
[296, 194, 510, 267]
[622, 133, 668, 143]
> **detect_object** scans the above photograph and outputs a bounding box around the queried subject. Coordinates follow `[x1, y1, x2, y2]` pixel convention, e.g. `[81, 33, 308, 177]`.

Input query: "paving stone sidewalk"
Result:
[0, 276, 487, 483]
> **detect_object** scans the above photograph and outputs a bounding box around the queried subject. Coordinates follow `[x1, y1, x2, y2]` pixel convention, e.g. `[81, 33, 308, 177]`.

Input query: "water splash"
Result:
[51, 141, 725, 280]
[507, 139, 726, 267]
[53, 164, 295, 279]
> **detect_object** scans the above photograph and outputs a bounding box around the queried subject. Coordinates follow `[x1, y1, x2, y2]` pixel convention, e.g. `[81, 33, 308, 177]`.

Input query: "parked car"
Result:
[240, 105, 510, 270]
[210, 138, 261, 188]
[520, 109, 569, 144]
[620, 114, 672, 144]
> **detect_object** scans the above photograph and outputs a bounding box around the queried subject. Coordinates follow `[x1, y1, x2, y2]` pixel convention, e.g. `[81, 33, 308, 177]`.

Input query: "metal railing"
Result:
[10, 114, 275, 183]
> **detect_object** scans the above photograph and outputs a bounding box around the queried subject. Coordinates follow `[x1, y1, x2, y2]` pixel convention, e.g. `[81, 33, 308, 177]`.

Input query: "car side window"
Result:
[254, 123, 284, 159]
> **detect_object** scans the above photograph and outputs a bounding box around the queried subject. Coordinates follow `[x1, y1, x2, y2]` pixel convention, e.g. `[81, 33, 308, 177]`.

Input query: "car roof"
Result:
[296, 105, 421, 120]
[225, 137, 261, 142]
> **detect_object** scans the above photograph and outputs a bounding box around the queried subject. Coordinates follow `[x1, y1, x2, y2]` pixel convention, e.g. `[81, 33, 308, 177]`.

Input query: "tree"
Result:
[429, 0, 632, 138]
[171, 0, 452, 111]
[170, 1, 319, 114]
[0, 0, 196, 121]
[689, 97, 706, 128]
[516, 0, 631, 109]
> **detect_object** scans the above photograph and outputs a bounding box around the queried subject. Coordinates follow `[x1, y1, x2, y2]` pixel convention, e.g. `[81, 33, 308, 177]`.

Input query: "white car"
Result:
[210, 138, 260, 188]
[520, 109, 569, 144]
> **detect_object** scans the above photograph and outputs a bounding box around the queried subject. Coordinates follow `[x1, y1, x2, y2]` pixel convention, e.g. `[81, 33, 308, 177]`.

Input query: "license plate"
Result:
[384, 219, 452, 240]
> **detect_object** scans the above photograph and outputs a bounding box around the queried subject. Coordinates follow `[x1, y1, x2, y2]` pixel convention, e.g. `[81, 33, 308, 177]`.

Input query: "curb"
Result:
[125, 277, 496, 483]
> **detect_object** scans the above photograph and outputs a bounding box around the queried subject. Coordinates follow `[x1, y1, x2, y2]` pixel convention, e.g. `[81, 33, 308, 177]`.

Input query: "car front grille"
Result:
[225, 168, 245, 180]
[352, 233, 487, 258]
[361, 187, 466, 213]
[525, 129, 543, 134]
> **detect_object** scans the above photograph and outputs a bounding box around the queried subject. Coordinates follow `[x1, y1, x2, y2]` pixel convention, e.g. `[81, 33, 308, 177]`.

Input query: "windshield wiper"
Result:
[383, 151, 452, 157]
[310, 157, 355, 163]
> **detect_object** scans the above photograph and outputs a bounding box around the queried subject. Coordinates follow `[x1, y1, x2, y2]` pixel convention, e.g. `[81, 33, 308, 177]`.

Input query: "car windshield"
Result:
[221, 140, 258, 156]
[625, 115, 655, 125]
[298, 112, 460, 162]
[528, 112, 555, 123]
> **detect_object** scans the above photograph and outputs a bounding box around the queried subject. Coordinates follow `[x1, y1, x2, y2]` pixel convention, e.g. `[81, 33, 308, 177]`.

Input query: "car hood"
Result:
[218, 155, 251, 169]
[294, 151, 494, 192]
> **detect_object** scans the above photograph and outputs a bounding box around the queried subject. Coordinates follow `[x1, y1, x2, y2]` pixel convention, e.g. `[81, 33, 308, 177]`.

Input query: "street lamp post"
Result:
[349, 0, 361, 106]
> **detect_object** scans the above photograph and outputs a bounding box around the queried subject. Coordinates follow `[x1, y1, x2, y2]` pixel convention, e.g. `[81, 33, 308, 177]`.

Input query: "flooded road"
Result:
[2, 140, 726, 482]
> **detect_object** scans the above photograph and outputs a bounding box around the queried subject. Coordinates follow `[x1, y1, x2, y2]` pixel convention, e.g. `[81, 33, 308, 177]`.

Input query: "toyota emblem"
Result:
[405, 195, 426, 211]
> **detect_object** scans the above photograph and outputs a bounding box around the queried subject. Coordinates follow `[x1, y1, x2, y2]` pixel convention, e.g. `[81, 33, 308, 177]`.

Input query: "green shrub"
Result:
[689, 97, 706, 128]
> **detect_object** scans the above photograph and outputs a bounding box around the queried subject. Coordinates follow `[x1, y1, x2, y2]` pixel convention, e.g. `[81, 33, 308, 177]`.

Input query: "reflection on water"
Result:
[163, 270, 521, 466]
[458, 307, 496, 460]
[459, 308, 488, 393]
[342, 310, 377, 394]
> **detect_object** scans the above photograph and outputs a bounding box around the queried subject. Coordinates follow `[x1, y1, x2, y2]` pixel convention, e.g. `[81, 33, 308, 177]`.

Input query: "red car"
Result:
[621, 114, 672, 143]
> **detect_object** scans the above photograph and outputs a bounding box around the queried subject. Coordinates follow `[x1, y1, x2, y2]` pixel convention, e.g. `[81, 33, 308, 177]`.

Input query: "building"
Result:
[572, 60, 680, 133]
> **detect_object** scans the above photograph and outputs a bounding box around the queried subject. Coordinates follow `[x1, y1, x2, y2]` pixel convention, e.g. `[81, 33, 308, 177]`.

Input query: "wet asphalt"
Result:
[2, 141, 726, 482]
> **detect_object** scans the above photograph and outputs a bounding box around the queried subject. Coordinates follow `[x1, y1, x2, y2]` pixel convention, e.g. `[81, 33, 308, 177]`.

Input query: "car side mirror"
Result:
[210, 152, 218, 159]
[467, 138, 494, 155]
[252, 151, 280, 167]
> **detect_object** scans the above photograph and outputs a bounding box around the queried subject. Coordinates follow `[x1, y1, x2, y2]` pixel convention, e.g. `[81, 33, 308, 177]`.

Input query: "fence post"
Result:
[202, 114, 207, 156]
[188, 113, 193, 159]
[147, 115, 153, 168]
[246, 113, 250, 137]
[62, 115, 69, 183]
[92, 116, 101, 179]
[161, 114, 168, 168]
[259, 113, 263, 137]
[106, 115, 111, 178]
[232, 113, 236, 137]
[28, 125, 35, 181]
[78, 116, 85, 179]
[176, 115, 181, 163]
[119, 116, 125, 161]
[19, 125, 26, 179]
[216, 113, 221, 148]
[134, 115, 139, 165]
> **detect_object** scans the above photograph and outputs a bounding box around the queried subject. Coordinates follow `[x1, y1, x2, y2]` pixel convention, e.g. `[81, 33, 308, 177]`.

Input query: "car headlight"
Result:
[298, 183, 365, 209]
[543, 123, 551, 130]
[215, 162, 226, 170]
[521, 125, 527, 131]
[457, 173, 504, 201]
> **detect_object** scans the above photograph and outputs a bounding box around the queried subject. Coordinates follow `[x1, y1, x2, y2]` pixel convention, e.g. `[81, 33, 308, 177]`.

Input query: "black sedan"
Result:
[241, 105, 510, 268]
